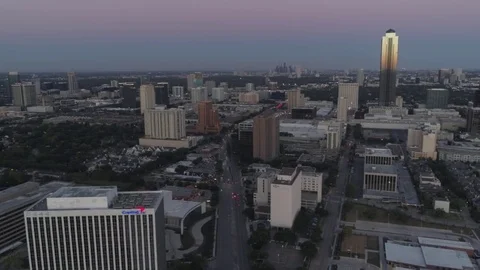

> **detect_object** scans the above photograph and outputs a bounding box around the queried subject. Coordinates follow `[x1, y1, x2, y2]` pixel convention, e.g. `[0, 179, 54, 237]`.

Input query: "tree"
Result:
[310, 228, 323, 243]
[353, 124, 363, 140]
[345, 183, 356, 198]
[243, 207, 255, 221]
[300, 241, 318, 259]
[342, 226, 353, 237]
[248, 229, 270, 250]
[363, 208, 377, 220]
[433, 208, 446, 218]
[250, 250, 269, 260]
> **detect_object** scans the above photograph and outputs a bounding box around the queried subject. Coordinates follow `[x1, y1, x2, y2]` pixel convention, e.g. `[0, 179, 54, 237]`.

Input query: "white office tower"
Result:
[190, 87, 208, 103]
[140, 84, 155, 114]
[34, 78, 41, 95]
[270, 167, 302, 229]
[144, 107, 186, 140]
[186, 74, 195, 90]
[172, 86, 184, 99]
[295, 66, 302, 78]
[327, 127, 341, 149]
[395, 96, 403, 108]
[211, 87, 225, 102]
[246, 83, 255, 91]
[111, 80, 119, 88]
[357, 69, 365, 85]
[338, 83, 359, 110]
[67, 72, 78, 92]
[205, 80, 216, 96]
[336, 96, 348, 122]
[24, 186, 167, 270]
[12, 83, 37, 107]
[407, 128, 438, 160]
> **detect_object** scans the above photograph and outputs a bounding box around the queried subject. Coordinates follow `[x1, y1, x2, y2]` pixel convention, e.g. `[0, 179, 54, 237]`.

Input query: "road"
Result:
[310, 148, 351, 269]
[212, 135, 250, 270]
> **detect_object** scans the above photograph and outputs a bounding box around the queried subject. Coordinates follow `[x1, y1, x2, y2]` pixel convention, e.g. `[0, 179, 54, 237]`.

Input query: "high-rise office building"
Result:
[12, 83, 36, 108]
[140, 84, 155, 114]
[211, 87, 225, 102]
[205, 80, 216, 96]
[193, 72, 203, 88]
[186, 74, 195, 90]
[287, 89, 305, 113]
[6, 71, 21, 103]
[144, 107, 186, 139]
[336, 97, 348, 122]
[110, 80, 119, 88]
[466, 102, 480, 135]
[338, 83, 359, 110]
[438, 69, 451, 85]
[474, 88, 480, 107]
[357, 69, 365, 86]
[253, 111, 279, 161]
[67, 72, 78, 92]
[34, 78, 41, 95]
[172, 86, 184, 99]
[426, 88, 449, 109]
[120, 87, 138, 108]
[196, 101, 221, 134]
[24, 186, 167, 270]
[246, 83, 255, 91]
[295, 66, 302, 78]
[191, 87, 208, 103]
[379, 29, 399, 106]
[154, 83, 169, 106]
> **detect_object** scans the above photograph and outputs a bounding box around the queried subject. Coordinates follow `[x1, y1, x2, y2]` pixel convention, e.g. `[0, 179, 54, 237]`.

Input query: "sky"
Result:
[0, 0, 479, 72]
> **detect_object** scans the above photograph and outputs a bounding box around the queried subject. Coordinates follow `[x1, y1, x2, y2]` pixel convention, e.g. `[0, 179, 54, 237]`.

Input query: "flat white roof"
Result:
[385, 242, 426, 267]
[164, 199, 201, 219]
[418, 237, 474, 250]
[365, 148, 394, 156]
[421, 246, 473, 269]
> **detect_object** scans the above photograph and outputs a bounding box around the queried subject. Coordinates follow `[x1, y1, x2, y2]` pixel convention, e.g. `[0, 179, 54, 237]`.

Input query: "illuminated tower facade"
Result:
[379, 29, 399, 106]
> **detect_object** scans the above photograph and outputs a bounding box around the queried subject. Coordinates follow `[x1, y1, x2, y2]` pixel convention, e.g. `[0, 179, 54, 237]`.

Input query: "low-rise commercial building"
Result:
[437, 140, 480, 162]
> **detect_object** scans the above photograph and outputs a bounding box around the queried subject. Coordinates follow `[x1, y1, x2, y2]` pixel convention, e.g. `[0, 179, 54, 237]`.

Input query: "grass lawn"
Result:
[343, 203, 468, 234]
[340, 234, 366, 259]
[367, 251, 380, 267]
[366, 236, 379, 250]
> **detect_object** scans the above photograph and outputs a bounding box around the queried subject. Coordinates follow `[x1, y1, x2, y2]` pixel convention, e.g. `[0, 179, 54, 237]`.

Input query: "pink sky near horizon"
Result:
[1, 0, 478, 38]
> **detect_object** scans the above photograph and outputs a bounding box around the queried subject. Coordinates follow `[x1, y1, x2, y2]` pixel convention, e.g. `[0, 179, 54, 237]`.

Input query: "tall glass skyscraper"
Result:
[379, 29, 399, 106]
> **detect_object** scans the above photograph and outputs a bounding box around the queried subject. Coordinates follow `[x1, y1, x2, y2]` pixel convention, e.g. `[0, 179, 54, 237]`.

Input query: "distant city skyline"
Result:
[0, 0, 479, 71]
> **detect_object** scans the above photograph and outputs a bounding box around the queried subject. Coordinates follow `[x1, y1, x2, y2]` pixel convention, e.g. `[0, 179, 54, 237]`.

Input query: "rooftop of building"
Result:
[437, 140, 480, 150]
[273, 167, 300, 185]
[28, 187, 163, 211]
[364, 147, 394, 156]
[417, 237, 474, 250]
[279, 167, 296, 176]
[48, 186, 116, 199]
[428, 88, 448, 91]
[364, 164, 397, 175]
[0, 181, 73, 214]
[385, 241, 425, 267]
[421, 245, 473, 269]
[296, 153, 326, 164]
